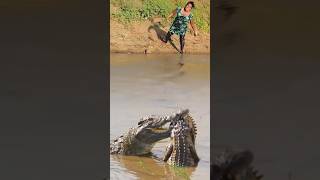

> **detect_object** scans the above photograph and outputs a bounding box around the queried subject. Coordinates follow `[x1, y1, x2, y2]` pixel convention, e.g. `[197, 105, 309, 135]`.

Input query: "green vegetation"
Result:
[171, 166, 191, 180]
[137, 159, 155, 175]
[111, 0, 210, 32]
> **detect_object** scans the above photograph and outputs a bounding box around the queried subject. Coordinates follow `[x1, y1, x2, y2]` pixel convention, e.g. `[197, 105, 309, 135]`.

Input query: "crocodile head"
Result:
[110, 109, 190, 155]
[170, 114, 197, 144]
[135, 109, 190, 144]
[163, 113, 199, 166]
[212, 150, 263, 180]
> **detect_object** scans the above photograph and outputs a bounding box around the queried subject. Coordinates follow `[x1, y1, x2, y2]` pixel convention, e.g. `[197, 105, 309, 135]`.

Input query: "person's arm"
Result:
[190, 20, 198, 36]
[167, 8, 177, 20]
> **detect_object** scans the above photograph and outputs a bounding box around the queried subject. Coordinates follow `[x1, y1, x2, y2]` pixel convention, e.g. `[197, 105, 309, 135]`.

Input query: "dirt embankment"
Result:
[110, 20, 210, 54]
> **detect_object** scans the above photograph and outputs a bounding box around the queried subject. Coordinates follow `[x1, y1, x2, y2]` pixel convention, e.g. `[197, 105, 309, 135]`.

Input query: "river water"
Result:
[110, 54, 210, 179]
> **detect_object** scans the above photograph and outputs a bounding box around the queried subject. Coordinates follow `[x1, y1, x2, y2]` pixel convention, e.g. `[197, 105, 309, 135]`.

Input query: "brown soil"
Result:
[110, 19, 210, 54]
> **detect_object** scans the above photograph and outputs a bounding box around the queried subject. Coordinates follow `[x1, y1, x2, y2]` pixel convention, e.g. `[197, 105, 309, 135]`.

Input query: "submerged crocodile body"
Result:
[163, 114, 199, 166]
[212, 150, 263, 180]
[110, 109, 190, 155]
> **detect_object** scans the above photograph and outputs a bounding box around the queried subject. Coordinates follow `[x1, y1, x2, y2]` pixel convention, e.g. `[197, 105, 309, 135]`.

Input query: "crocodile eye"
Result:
[138, 120, 145, 125]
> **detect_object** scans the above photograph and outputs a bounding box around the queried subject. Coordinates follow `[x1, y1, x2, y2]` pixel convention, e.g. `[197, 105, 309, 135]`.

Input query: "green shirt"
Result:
[169, 7, 193, 36]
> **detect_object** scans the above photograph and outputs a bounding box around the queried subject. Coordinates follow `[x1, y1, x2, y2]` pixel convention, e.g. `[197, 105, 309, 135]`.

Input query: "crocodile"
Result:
[110, 109, 190, 155]
[163, 114, 199, 166]
[212, 150, 264, 180]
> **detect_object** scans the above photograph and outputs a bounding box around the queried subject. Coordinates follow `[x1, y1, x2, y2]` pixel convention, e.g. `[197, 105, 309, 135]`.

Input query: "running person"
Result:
[164, 1, 198, 54]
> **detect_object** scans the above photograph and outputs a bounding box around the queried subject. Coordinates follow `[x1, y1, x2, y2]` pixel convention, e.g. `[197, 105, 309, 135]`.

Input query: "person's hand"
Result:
[167, 15, 172, 21]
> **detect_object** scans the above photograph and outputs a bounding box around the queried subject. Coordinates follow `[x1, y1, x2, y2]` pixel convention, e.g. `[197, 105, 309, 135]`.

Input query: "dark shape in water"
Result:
[212, 150, 263, 180]
[215, 0, 239, 23]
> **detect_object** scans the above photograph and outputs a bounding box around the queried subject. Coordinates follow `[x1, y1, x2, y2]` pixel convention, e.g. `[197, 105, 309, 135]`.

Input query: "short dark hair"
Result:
[186, 1, 195, 8]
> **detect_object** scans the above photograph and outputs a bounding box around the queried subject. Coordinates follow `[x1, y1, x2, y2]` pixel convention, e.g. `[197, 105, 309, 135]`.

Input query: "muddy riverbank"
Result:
[110, 20, 210, 54]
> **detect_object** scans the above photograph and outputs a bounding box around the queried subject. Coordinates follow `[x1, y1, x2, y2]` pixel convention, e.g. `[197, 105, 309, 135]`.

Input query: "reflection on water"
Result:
[111, 155, 196, 180]
[110, 54, 210, 179]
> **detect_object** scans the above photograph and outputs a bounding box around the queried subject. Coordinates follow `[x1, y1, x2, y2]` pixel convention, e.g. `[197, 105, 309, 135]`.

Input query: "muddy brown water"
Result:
[110, 54, 210, 179]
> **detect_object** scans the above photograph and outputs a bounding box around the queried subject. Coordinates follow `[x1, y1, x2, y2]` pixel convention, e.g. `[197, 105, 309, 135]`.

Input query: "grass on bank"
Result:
[110, 0, 210, 33]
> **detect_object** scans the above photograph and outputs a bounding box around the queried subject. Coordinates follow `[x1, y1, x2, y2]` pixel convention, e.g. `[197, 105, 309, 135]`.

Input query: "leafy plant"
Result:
[140, 0, 175, 19]
[111, 0, 210, 32]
